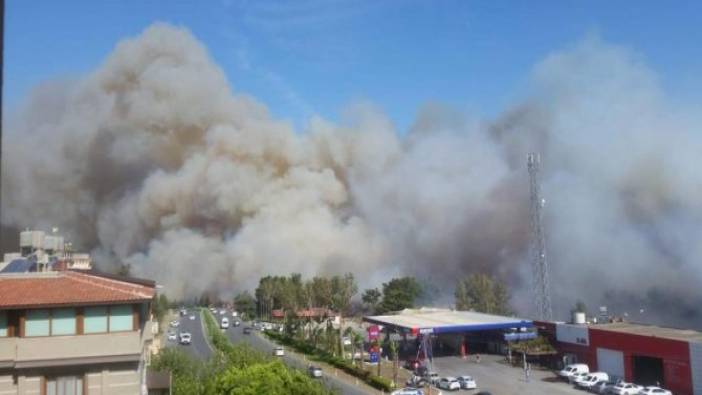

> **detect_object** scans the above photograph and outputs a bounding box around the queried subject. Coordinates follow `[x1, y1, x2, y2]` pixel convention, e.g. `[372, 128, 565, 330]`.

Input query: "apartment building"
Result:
[0, 270, 156, 395]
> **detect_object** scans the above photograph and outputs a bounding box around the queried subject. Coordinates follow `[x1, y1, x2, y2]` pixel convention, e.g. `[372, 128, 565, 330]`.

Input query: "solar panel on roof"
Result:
[0, 258, 36, 273]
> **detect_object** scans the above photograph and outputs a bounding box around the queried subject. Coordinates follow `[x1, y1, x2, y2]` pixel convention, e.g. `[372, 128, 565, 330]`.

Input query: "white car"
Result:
[188, 314, 195, 320]
[232, 311, 238, 317]
[457, 375, 477, 390]
[576, 372, 609, 389]
[592, 379, 618, 394]
[559, 363, 589, 379]
[167, 331, 177, 341]
[308, 366, 323, 378]
[437, 377, 461, 391]
[169, 320, 180, 328]
[638, 387, 672, 395]
[274, 346, 285, 356]
[570, 371, 590, 384]
[221, 318, 230, 329]
[391, 388, 425, 395]
[424, 372, 440, 385]
[220, 309, 227, 315]
[609, 382, 643, 395]
[179, 332, 192, 345]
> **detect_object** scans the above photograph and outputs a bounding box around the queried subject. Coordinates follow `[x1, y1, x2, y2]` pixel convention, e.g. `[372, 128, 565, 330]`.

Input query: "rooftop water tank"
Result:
[573, 311, 586, 325]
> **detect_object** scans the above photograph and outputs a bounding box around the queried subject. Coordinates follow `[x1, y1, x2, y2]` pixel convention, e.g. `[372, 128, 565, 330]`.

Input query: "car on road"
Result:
[187, 314, 195, 320]
[575, 372, 609, 390]
[167, 331, 177, 341]
[169, 320, 180, 328]
[221, 317, 230, 329]
[179, 308, 187, 316]
[609, 382, 643, 395]
[243, 327, 252, 334]
[457, 375, 477, 390]
[559, 363, 589, 380]
[273, 346, 285, 357]
[638, 387, 672, 395]
[232, 311, 238, 317]
[219, 309, 227, 315]
[233, 320, 240, 327]
[405, 374, 428, 388]
[179, 332, 192, 345]
[308, 366, 323, 378]
[437, 377, 461, 391]
[391, 388, 425, 395]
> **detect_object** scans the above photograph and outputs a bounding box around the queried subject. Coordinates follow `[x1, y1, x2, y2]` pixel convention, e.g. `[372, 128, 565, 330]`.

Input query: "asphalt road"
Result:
[164, 310, 213, 360]
[212, 310, 374, 395]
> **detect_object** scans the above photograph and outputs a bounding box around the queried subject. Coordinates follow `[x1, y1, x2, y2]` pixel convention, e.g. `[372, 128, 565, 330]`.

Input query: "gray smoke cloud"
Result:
[4, 24, 701, 326]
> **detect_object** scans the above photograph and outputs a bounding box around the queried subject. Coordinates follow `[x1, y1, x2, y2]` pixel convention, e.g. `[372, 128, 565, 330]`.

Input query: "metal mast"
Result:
[528, 153, 552, 321]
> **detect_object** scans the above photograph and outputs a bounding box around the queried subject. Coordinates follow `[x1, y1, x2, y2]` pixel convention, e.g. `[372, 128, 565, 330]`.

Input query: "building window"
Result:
[46, 375, 83, 395]
[51, 308, 77, 335]
[83, 307, 108, 334]
[25, 309, 50, 337]
[109, 305, 133, 332]
[0, 311, 7, 337]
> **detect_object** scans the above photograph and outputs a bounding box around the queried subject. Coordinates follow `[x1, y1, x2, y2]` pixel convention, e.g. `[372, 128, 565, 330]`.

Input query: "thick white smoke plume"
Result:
[4, 24, 702, 325]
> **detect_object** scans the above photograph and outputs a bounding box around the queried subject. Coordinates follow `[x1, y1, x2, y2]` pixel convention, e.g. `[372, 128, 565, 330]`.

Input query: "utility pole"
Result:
[528, 153, 553, 321]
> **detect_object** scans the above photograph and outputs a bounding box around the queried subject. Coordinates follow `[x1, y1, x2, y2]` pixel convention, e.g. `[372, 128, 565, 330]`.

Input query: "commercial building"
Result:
[0, 270, 157, 395]
[364, 307, 534, 358]
[536, 320, 702, 395]
[0, 229, 93, 273]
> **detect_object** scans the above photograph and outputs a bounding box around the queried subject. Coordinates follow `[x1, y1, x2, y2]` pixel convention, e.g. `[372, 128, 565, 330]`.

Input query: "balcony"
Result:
[0, 321, 154, 368]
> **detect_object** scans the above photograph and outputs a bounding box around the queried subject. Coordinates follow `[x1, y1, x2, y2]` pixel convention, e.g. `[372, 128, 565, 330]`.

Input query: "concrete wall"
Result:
[0, 374, 39, 395]
[0, 374, 18, 395]
[86, 368, 140, 395]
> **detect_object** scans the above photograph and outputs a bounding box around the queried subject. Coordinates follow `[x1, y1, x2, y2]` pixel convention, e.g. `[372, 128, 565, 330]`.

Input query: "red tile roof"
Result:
[0, 271, 155, 309]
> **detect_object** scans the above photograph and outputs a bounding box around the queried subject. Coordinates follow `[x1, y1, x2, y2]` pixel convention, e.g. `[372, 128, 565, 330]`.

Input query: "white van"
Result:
[576, 372, 609, 389]
[221, 317, 230, 329]
[558, 363, 589, 380]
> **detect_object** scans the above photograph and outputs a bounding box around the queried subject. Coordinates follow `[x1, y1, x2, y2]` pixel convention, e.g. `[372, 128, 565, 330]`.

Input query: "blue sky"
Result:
[5, 0, 702, 132]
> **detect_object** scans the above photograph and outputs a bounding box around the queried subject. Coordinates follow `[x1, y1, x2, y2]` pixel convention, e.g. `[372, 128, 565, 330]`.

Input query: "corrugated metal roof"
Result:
[0, 258, 36, 273]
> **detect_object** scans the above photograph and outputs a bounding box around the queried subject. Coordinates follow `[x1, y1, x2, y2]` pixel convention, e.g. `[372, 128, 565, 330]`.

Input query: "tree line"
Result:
[224, 272, 514, 319]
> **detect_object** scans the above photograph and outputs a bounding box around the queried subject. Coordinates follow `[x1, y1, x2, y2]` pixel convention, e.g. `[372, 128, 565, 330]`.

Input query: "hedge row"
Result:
[265, 331, 394, 392]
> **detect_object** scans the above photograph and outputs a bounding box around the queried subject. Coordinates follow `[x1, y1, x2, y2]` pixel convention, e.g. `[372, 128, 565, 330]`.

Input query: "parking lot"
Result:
[416, 354, 585, 395]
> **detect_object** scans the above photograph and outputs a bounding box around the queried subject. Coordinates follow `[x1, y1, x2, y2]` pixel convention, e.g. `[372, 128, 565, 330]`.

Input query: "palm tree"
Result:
[389, 340, 399, 387]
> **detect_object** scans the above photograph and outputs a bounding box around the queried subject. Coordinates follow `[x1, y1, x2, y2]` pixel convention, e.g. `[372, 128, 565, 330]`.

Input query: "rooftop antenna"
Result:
[528, 153, 553, 321]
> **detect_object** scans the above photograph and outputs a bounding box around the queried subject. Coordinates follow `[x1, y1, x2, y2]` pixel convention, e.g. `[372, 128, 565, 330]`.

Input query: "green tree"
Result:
[376, 277, 423, 314]
[454, 273, 512, 315]
[330, 273, 358, 315]
[213, 360, 331, 395]
[361, 288, 382, 314]
[307, 277, 333, 308]
[234, 291, 256, 320]
[152, 293, 170, 328]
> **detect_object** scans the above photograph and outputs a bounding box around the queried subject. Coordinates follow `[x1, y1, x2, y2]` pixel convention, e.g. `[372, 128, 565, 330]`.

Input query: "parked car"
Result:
[167, 331, 177, 341]
[423, 372, 440, 385]
[638, 387, 672, 395]
[406, 374, 428, 388]
[179, 332, 192, 345]
[243, 327, 252, 334]
[437, 377, 461, 391]
[274, 346, 285, 357]
[221, 317, 230, 329]
[592, 379, 618, 394]
[576, 372, 609, 389]
[391, 388, 425, 395]
[609, 382, 643, 395]
[559, 363, 589, 380]
[457, 375, 477, 390]
[571, 371, 591, 384]
[308, 366, 323, 378]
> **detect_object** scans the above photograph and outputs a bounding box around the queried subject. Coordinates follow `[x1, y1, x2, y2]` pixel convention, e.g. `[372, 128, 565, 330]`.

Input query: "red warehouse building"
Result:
[536, 320, 702, 395]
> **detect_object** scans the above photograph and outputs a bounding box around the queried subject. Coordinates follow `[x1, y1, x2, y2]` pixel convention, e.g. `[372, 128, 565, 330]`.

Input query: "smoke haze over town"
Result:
[4, 24, 702, 327]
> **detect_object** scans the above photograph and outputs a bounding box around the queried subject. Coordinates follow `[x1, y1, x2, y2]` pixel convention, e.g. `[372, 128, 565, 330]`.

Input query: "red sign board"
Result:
[368, 325, 380, 340]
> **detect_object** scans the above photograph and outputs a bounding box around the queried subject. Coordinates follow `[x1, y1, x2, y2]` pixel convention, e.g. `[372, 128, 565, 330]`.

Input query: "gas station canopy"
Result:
[363, 307, 533, 335]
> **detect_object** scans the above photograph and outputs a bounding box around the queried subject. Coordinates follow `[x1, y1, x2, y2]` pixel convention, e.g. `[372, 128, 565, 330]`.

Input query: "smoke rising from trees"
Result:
[4, 24, 702, 326]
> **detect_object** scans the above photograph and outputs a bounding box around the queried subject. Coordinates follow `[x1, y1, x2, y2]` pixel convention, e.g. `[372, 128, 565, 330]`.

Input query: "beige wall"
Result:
[86, 368, 140, 395]
[0, 374, 18, 395]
